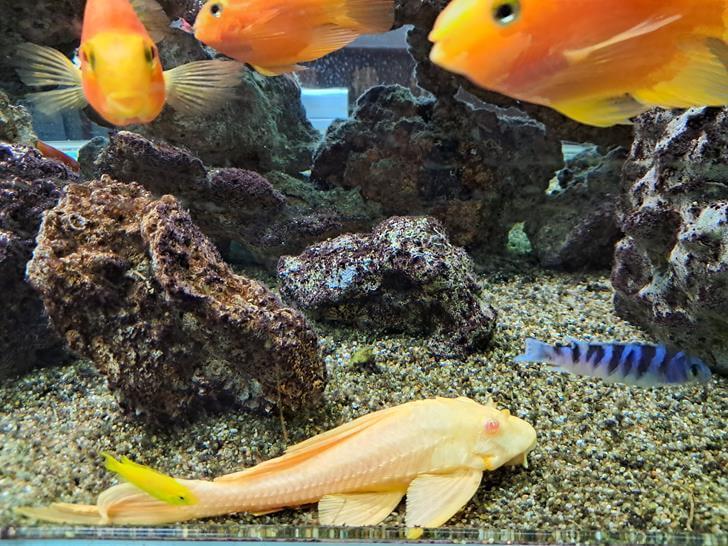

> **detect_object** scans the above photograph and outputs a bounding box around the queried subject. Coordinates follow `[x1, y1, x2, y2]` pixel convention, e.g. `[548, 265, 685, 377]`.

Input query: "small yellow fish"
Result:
[17, 397, 536, 529]
[101, 452, 198, 506]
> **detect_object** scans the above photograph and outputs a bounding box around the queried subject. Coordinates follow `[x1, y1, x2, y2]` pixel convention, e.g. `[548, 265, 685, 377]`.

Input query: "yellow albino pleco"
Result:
[17, 397, 537, 529]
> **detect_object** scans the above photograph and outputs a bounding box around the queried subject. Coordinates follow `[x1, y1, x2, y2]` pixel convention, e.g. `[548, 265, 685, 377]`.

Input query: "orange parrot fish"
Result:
[192, 0, 395, 76]
[34, 140, 81, 173]
[17, 397, 537, 535]
[15, 0, 244, 126]
[428, 0, 728, 127]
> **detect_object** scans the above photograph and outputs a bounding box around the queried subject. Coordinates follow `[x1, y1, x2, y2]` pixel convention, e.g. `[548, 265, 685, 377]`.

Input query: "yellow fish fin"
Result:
[164, 59, 244, 115]
[338, 0, 394, 34]
[632, 39, 728, 109]
[563, 14, 683, 65]
[14, 43, 86, 115]
[16, 502, 106, 525]
[295, 24, 360, 63]
[130, 0, 171, 43]
[318, 490, 405, 526]
[251, 64, 306, 77]
[215, 404, 403, 482]
[404, 470, 483, 528]
[553, 94, 646, 127]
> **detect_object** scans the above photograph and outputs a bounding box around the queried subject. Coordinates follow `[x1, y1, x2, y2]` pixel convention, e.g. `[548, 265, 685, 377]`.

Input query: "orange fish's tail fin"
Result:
[16, 503, 106, 525]
[340, 0, 394, 34]
[164, 60, 245, 114]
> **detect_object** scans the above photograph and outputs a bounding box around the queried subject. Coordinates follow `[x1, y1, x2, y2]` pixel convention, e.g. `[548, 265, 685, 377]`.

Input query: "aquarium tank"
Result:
[1, 1, 726, 546]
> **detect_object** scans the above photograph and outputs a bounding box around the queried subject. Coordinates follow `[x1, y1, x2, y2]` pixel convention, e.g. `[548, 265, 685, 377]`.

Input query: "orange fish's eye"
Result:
[492, 0, 520, 26]
[484, 419, 500, 434]
[145, 46, 158, 65]
[209, 2, 223, 17]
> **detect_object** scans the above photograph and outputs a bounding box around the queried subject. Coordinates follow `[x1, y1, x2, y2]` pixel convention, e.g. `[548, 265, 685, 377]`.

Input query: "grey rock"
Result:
[312, 85, 563, 261]
[80, 130, 381, 269]
[0, 91, 36, 146]
[278, 216, 497, 354]
[526, 146, 626, 270]
[611, 107, 728, 375]
[0, 144, 75, 380]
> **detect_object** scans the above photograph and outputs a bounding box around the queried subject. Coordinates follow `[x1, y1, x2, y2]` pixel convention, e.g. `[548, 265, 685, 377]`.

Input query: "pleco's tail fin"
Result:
[17, 483, 201, 526]
[514, 338, 553, 363]
[16, 503, 106, 525]
[342, 0, 394, 34]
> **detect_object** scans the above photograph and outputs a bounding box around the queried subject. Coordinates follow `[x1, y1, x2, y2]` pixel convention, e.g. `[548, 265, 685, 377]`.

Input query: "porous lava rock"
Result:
[611, 107, 728, 375]
[0, 144, 76, 379]
[27, 176, 326, 421]
[0, 90, 36, 146]
[312, 85, 563, 261]
[81, 131, 381, 269]
[525, 146, 626, 270]
[278, 216, 497, 353]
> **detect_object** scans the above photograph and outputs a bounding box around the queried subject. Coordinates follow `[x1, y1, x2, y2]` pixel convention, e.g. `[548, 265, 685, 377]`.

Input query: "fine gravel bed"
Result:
[1, 264, 726, 534]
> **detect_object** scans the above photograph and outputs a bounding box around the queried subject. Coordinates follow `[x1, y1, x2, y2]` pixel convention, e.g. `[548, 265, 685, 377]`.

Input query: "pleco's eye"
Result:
[492, 0, 520, 25]
[484, 419, 500, 434]
[210, 2, 223, 17]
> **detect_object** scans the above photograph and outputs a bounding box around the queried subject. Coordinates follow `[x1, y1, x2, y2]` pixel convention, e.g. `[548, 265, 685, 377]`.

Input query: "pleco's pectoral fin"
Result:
[130, 0, 172, 43]
[553, 94, 646, 127]
[405, 470, 483, 528]
[14, 43, 87, 115]
[318, 490, 405, 526]
[164, 60, 245, 115]
[250, 64, 306, 77]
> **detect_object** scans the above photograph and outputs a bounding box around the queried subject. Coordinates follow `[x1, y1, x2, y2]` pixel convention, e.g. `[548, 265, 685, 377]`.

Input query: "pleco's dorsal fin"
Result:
[318, 490, 405, 526]
[130, 0, 172, 43]
[164, 60, 244, 114]
[215, 404, 403, 482]
[405, 471, 483, 528]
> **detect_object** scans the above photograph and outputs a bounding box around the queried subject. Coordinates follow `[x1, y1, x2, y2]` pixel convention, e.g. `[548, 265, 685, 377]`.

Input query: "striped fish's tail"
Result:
[514, 338, 553, 363]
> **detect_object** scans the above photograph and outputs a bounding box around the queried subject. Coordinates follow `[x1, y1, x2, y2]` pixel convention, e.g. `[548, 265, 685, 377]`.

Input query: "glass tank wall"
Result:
[0, 1, 726, 545]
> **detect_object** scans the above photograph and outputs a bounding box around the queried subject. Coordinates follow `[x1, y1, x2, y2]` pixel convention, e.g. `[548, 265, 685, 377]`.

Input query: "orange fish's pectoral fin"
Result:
[295, 24, 360, 64]
[631, 38, 728, 110]
[164, 60, 245, 115]
[130, 0, 172, 43]
[339, 0, 394, 34]
[318, 490, 405, 526]
[563, 14, 683, 65]
[250, 64, 306, 77]
[14, 43, 86, 115]
[552, 94, 646, 127]
[16, 502, 106, 525]
[404, 470, 482, 528]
